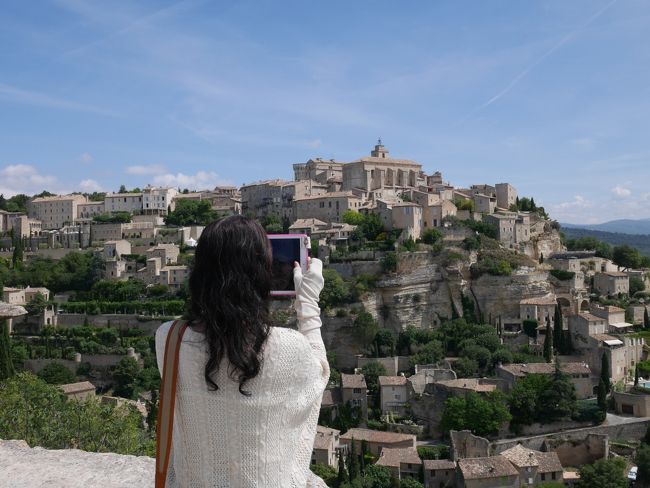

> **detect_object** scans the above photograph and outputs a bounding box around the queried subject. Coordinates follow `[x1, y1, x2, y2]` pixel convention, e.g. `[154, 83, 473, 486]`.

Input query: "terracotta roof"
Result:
[578, 313, 606, 322]
[458, 456, 518, 480]
[59, 381, 95, 395]
[313, 425, 340, 451]
[321, 388, 342, 407]
[289, 218, 327, 228]
[423, 460, 456, 470]
[340, 428, 416, 445]
[379, 376, 407, 387]
[435, 379, 496, 393]
[376, 447, 422, 468]
[535, 452, 563, 473]
[294, 191, 360, 202]
[341, 374, 367, 390]
[500, 444, 539, 468]
[498, 362, 590, 377]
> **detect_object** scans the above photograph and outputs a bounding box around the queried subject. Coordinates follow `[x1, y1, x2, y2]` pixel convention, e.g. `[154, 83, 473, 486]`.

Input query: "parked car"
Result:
[628, 466, 638, 481]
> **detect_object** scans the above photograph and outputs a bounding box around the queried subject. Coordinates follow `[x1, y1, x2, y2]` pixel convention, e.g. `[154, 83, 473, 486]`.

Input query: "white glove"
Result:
[293, 258, 324, 331]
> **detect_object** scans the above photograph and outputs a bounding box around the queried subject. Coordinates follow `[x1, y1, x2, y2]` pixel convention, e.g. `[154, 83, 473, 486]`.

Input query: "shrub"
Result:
[549, 269, 576, 281]
[422, 228, 443, 245]
[381, 252, 398, 272]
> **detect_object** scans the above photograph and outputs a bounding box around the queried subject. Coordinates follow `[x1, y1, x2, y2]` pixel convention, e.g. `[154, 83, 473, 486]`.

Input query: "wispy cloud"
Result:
[125, 164, 166, 175]
[0, 164, 60, 197]
[0, 82, 117, 116]
[460, 0, 619, 123]
[78, 153, 93, 163]
[79, 178, 103, 192]
[152, 171, 232, 190]
[611, 184, 632, 198]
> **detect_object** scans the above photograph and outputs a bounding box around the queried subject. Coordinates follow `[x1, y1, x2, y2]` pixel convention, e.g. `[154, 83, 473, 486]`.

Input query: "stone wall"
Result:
[356, 356, 410, 375]
[544, 434, 608, 467]
[329, 261, 382, 278]
[491, 418, 650, 464]
[55, 314, 164, 335]
[0, 440, 154, 488]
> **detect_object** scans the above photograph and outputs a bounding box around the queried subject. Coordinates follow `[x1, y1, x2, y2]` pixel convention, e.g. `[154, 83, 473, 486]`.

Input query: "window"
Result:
[541, 473, 546, 481]
[353, 388, 361, 394]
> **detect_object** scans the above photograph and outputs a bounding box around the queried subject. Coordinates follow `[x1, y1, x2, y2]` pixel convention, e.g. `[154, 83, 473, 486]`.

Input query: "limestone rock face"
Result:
[0, 440, 154, 488]
[471, 270, 552, 321]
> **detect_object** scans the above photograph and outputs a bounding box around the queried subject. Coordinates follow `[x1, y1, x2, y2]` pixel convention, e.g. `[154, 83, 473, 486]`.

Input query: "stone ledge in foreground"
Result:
[0, 440, 154, 488]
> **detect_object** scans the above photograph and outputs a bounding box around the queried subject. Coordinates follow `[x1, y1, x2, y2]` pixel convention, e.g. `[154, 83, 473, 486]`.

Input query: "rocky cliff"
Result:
[0, 440, 154, 488]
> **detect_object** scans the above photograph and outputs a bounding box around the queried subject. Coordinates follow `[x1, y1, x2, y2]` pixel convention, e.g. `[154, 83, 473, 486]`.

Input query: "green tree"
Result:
[577, 457, 627, 488]
[309, 463, 337, 486]
[164, 199, 220, 226]
[453, 357, 479, 378]
[540, 360, 578, 421]
[361, 361, 387, 396]
[342, 210, 365, 226]
[25, 292, 48, 316]
[37, 362, 76, 385]
[421, 228, 443, 245]
[12, 238, 24, 267]
[612, 245, 642, 270]
[348, 438, 360, 480]
[337, 452, 349, 486]
[636, 443, 650, 487]
[93, 212, 132, 224]
[354, 312, 379, 353]
[374, 328, 396, 357]
[631, 276, 646, 295]
[553, 306, 564, 354]
[362, 464, 393, 487]
[538, 483, 566, 488]
[509, 374, 552, 427]
[112, 356, 141, 399]
[645, 307, 650, 329]
[601, 353, 611, 393]
[381, 252, 398, 272]
[440, 391, 511, 437]
[0, 372, 151, 455]
[410, 340, 444, 368]
[320, 269, 351, 309]
[543, 319, 552, 362]
[118, 184, 127, 193]
[400, 479, 424, 488]
[0, 320, 16, 380]
[597, 378, 607, 412]
[522, 319, 538, 339]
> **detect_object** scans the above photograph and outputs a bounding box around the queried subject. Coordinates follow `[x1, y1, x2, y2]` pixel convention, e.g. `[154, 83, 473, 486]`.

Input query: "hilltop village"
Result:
[2, 141, 650, 487]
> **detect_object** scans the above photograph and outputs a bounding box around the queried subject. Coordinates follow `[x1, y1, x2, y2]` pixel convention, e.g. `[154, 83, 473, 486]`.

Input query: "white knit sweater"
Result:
[155, 263, 329, 487]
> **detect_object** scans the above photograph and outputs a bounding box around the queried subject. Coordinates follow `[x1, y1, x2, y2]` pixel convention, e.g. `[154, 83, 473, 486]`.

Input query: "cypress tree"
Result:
[0, 320, 16, 381]
[337, 451, 348, 485]
[543, 317, 552, 362]
[601, 353, 611, 394]
[348, 438, 360, 480]
[553, 305, 564, 354]
[645, 307, 650, 329]
[597, 378, 607, 412]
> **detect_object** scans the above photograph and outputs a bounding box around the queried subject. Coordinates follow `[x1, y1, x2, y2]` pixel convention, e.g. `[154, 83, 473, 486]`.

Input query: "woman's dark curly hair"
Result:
[188, 215, 272, 395]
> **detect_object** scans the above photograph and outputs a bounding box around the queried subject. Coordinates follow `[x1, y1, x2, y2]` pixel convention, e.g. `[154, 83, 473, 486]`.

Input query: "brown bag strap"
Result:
[155, 320, 188, 488]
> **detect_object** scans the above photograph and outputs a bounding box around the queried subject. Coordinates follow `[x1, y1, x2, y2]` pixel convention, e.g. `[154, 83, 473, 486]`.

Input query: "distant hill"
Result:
[561, 218, 650, 235]
[560, 227, 650, 257]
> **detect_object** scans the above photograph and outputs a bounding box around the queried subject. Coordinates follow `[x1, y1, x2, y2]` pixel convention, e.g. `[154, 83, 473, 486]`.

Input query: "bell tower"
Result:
[371, 138, 389, 158]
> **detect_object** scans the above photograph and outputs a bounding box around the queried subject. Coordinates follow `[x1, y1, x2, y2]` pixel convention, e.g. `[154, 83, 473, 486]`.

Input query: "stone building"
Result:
[294, 192, 363, 223]
[339, 429, 416, 457]
[146, 243, 180, 265]
[242, 179, 327, 221]
[613, 390, 650, 417]
[409, 191, 457, 228]
[375, 447, 422, 480]
[91, 222, 155, 241]
[293, 158, 344, 184]
[59, 381, 96, 401]
[142, 186, 177, 216]
[457, 456, 519, 488]
[423, 459, 456, 488]
[500, 444, 563, 486]
[378, 375, 410, 415]
[104, 192, 144, 214]
[473, 193, 496, 214]
[594, 272, 629, 296]
[27, 194, 87, 229]
[484, 212, 531, 248]
[519, 294, 557, 330]
[341, 141, 425, 200]
[311, 425, 342, 468]
[340, 373, 368, 419]
[495, 183, 517, 210]
[103, 240, 132, 260]
[76, 201, 105, 221]
[496, 362, 593, 399]
[9, 214, 42, 238]
[590, 304, 633, 334]
[376, 200, 423, 240]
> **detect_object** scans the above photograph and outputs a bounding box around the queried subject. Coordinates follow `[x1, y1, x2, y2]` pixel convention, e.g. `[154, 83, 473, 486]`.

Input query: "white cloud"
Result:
[552, 195, 592, 210]
[79, 179, 103, 192]
[79, 153, 93, 163]
[125, 164, 166, 175]
[308, 139, 322, 149]
[570, 137, 595, 150]
[0, 164, 59, 196]
[611, 185, 632, 198]
[152, 171, 232, 190]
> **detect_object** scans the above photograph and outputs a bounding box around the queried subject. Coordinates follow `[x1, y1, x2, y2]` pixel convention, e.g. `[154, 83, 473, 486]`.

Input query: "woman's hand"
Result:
[293, 258, 324, 323]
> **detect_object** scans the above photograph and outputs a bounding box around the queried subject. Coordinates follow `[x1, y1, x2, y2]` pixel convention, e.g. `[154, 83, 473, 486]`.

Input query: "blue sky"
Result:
[1, 0, 649, 224]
